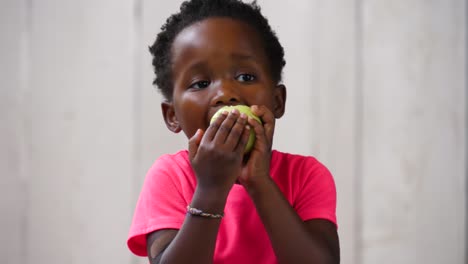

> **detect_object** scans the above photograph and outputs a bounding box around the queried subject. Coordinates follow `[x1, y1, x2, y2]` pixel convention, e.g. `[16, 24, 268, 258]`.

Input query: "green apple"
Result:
[210, 105, 262, 153]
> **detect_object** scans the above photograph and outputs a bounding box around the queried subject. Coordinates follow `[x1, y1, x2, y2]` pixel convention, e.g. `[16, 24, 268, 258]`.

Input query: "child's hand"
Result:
[238, 105, 275, 190]
[188, 109, 250, 196]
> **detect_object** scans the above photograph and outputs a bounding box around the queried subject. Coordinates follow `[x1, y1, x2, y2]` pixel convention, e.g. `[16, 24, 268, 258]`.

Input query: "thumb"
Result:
[188, 129, 204, 160]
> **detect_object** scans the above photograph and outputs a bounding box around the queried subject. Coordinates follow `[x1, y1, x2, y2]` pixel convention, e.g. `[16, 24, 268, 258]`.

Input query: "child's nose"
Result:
[212, 81, 241, 105]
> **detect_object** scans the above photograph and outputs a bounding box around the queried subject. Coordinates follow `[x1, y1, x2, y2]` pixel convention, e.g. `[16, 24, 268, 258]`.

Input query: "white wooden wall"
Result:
[1, 1, 466, 264]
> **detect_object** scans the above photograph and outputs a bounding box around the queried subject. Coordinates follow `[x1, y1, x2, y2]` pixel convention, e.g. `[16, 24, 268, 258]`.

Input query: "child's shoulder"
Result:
[149, 150, 190, 171]
[155, 149, 189, 161]
[271, 150, 335, 189]
[271, 149, 331, 175]
[271, 149, 320, 164]
[164, 149, 189, 159]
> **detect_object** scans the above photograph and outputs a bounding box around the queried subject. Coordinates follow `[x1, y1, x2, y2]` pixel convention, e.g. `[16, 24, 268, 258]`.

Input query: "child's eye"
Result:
[236, 74, 256, 82]
[189, 80, 210, 89]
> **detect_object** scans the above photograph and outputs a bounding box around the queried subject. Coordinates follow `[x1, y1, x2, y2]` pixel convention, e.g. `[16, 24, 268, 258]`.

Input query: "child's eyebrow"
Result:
[181, 61, 209, 74]
[180, 53, 258, 74]
[230, 53, 256, 61]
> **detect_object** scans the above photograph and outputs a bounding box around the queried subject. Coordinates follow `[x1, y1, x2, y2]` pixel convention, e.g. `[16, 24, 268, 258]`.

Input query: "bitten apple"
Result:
[210, 105, 262, 153]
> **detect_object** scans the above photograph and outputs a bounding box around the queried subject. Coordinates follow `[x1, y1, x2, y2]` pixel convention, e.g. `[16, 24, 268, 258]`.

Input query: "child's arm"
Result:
[146, 187, 227, 264]
[240, 105, 340, 264]
[248, 177, 340, 263]
[147, 109, 251, 264]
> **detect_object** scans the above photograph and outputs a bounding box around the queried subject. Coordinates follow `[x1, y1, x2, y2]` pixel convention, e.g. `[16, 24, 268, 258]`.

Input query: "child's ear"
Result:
[161, 101, 182, 133]
[273, 84, 286, 118]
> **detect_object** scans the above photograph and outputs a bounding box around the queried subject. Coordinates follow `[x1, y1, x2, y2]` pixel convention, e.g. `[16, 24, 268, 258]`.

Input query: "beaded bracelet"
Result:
[186, 205, 224, 219]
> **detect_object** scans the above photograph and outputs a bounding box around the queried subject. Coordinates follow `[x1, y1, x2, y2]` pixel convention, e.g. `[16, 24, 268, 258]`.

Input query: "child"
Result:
[127, 0, 340, 263]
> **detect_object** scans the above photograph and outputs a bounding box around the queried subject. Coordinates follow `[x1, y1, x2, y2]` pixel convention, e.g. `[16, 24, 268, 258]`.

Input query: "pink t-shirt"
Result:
[127, 150, 337, 263]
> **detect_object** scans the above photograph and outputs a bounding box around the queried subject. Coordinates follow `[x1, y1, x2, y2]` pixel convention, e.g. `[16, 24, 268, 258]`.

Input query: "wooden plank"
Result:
[132, 2, 188, 262]
[26, 0, 135, 263]
[465, 2, 468, 262]
[137, 0, 187, 198]
[315, 1, 360, 263]
[0, 1, 28, 263]
[360, 0, 466, 263]
[257, 0, 321, 155]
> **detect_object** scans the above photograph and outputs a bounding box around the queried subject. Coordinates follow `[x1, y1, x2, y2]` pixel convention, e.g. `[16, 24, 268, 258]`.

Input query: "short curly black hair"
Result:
[149, 0, 286, 101]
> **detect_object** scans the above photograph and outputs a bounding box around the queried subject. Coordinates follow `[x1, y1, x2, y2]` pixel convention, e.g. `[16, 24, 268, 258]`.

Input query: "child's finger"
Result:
[251, 105, 275, 146]
[224, 112, 248, 149]
[234, 124, 251, 153]
[188, 129, 204, 160]
[204, 110, 228, 142]
[212, 108, 240, 144]
[247, 116, 269, 152]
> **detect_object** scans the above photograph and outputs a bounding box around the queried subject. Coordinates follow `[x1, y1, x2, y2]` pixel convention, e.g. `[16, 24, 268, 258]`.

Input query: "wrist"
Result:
[191, 185, 230, 214]
[244, 175, 274, 198]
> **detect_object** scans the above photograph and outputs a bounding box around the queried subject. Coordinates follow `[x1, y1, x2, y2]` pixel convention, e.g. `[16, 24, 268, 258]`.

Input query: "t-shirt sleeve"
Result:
[294, 158, 337, 228]
[127, 155, 188, 256]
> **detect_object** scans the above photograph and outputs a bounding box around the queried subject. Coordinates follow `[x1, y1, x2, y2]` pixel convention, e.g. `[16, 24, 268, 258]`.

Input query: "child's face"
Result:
[162, 17, 286, 139]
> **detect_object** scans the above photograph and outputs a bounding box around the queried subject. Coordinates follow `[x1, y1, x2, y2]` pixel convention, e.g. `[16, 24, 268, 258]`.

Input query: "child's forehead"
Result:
[172, 17, 266, 59]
